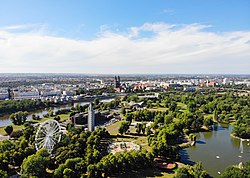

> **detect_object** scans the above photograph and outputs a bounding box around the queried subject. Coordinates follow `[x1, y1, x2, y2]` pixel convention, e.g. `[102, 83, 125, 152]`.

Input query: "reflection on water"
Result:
[180, 124, 250, 178]
[0, 98, 115, 127]
[0, 102, 89, 127]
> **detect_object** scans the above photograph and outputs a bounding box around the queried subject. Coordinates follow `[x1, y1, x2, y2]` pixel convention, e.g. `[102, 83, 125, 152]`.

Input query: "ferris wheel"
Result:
[35, 120, 61, 153]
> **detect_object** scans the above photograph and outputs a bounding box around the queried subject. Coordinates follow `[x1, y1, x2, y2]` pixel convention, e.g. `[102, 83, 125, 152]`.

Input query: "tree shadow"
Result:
[196, 140, 206, 144]
[179, 149, 195, 166]
[110, 134, 136, 139]
[114, 167, 170, 178]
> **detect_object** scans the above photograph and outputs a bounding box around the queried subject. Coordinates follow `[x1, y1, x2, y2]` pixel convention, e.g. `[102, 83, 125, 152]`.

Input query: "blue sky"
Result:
[0, 0, 249, 74]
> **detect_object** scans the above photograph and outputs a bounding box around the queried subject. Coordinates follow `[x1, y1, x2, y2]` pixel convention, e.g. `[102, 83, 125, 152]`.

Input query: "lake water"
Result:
[180, 124, 250, 178]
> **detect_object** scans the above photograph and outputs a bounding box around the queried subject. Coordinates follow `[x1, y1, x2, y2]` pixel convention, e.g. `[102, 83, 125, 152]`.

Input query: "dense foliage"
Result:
[9, 111, 28, 125]
[175, 162, 208, 178]
[0, 90, 250, 177]
[220, 161, 250, 178]
[0, 99, 46, 114]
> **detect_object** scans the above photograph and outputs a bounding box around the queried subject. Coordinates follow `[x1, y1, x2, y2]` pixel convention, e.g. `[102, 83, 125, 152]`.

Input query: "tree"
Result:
[141, 123, 147, 135]
[221, 161, 250, 177]
[121, 107, 126, 115]
[118, 121, 130, 135]
[136, 123, 143, 134]
[23, 122, 35, 140]
[87, 164, 97, 178]
[192, 161, 207, 178]
[32, 114, 40, 120]
[220, 166, 242, 178]
[54, 115, 61, 121]
[48, 109, 54, 117]
[4, 125, 13, 136]
[21, 149, 50, 178]
[203, 116, 213, 129]
[125, 113, 133, 123]
[175, 167, 191, 178]
[146, 127, 152, 136]
[9, 111, 28, 125]
[94, 98, 100, 106]
[0, 170, 7, 178]
[213, 109, 218, 122]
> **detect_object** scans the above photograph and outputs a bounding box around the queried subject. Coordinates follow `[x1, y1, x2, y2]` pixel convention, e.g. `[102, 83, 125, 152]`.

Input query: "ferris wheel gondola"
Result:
[35, 120, 61, 153]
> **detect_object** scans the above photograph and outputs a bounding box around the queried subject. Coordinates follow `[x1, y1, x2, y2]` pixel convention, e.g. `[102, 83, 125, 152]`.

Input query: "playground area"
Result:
[108, 141, 140, 154]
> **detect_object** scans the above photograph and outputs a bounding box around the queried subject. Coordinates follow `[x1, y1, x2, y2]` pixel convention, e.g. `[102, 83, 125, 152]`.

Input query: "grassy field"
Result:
[148, 107, 169, 112]
[115, 167, 176, 178]
[0, 125, 23, 135]
[106, 120, 151, 151]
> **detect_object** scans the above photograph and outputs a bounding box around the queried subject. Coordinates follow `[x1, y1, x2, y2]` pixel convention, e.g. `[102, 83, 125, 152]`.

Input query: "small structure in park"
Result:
[108, 142, 140, 154]
[155, 157, 177, 170]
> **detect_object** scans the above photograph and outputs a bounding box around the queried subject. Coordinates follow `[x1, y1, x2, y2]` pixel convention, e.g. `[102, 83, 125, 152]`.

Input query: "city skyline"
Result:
[0, 0, 249, 74]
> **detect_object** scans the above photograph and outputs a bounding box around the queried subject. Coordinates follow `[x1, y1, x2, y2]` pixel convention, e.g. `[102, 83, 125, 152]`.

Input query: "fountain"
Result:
[240, 139, 243, 154]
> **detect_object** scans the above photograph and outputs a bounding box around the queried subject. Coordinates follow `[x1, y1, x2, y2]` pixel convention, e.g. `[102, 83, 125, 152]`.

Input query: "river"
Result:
[0, 98, 115, 127]
[180, 123, 250, 178]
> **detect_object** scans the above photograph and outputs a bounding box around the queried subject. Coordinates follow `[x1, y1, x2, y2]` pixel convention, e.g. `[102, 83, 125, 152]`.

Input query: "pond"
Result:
[180, 124, 250, 178]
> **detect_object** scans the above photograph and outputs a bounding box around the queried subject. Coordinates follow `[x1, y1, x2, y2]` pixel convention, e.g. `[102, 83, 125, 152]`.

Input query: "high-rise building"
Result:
[88, 102, 95, 132]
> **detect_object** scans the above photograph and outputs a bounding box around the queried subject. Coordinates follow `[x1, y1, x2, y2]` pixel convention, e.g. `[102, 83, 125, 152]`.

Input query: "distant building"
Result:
[0, 88, 9, 100]
[223, 78, 229, 85]
[13, 89, 40, 100]
[206, 81, 216, 87]
[88, 102, 95, 132]
[40, 90, 61, 97]
[114, 76, 121, 92]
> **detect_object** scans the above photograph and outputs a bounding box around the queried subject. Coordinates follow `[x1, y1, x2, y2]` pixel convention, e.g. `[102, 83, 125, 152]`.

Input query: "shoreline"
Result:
[230, 134, 250, 141]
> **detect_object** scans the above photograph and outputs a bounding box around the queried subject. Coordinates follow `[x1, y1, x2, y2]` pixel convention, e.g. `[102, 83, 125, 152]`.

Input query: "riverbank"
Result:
[0, 95, 114, 116]
[0, 96, 115, 127]
[230, 133, 250, 141]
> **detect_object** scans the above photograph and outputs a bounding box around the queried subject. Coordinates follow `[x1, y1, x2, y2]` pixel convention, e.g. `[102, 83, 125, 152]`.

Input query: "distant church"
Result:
[114, 76, 123, 92]
[88, 102, 95, 132]
[114, 76, 129, 93]
[114, 76, 121, 88]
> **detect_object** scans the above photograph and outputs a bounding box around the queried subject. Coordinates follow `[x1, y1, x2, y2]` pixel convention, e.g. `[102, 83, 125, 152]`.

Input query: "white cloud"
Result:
[162, 9, 175, 15]
[0, 23, 250, 74]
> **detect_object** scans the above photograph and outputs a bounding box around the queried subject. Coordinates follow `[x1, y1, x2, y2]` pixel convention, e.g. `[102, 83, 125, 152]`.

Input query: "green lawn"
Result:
[107, 120, 123, 135]
[107, 120, 151, 151]
[116, 167, 176, 178]
[0, 125, 23, 135]
[0, 113, 70, 136]
[38, 113, 70, 123]
[148, 107, 168, 112]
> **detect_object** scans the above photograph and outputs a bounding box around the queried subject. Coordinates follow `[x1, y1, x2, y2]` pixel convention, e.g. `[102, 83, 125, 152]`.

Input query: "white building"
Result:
[223, 78, 229, 85]
[40, 90, 61, 97]
[14, 90, 40, 100]
[62, 90, 74, 96]
[88, 102, 95, 132]
[0, 89, 9, 100]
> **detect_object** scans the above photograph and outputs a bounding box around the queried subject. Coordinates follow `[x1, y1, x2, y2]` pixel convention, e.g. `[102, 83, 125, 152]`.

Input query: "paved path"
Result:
[0, 134, 9, 141]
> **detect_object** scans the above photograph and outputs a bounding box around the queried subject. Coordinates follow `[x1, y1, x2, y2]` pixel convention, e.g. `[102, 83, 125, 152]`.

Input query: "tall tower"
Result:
[88, 102, 95, 132]
[114, 76, 121, 88]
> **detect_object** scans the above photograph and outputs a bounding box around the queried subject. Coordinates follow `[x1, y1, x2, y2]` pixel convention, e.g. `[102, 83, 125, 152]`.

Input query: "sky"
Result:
[0, 0, 250, 74]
